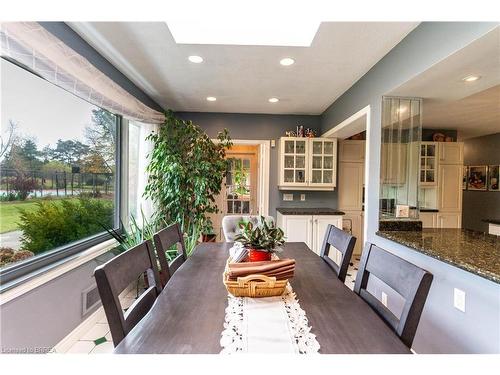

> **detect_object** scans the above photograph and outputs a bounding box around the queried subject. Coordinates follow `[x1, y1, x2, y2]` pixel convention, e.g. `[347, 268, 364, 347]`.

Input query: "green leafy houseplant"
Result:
[234, 216, 285, 259]
[102, 210, 178, 261]
[144, 110, 232, 255]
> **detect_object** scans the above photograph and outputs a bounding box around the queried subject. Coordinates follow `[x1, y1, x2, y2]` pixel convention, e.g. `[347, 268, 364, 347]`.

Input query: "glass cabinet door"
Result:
[310, 139, 335, 185]
[420, 143, 437, 185]
[282, 139, 307, 184]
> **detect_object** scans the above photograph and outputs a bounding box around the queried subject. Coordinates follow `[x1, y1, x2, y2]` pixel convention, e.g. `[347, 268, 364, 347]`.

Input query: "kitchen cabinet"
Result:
[437, 213, 461, 228]
[338, 162, 364, 211]
[279, 137, 337, 190]
[419, 212, 437, 228]
[439, 142, 463, 165]
[276, 212, 343, 255]
[420, 142, 438, 186]
[438, 164, 462, 212]
[339, 140, 365, 162]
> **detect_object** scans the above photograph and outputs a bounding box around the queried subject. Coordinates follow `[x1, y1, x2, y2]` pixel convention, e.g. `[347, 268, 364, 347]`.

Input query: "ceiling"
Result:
[390, 26, 500, 140]
[68, 22, 418, 115]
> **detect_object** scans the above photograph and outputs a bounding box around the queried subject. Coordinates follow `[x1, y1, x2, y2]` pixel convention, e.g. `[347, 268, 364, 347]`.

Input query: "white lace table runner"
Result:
[220, 284, 320, 354]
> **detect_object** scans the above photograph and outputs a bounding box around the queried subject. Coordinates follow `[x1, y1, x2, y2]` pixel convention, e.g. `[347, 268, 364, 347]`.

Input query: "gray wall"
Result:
[176, 112, 337, 217]
[321, 22, 500, 353]
[462, 133, 500, 232]
[0, 23, 163, 351]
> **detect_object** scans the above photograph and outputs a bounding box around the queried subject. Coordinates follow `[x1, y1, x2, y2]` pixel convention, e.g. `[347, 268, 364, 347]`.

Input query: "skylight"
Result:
[167, 19, 320, 47]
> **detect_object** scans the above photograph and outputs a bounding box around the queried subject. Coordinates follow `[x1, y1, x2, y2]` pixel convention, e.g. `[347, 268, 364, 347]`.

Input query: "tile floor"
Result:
[345, 256, 361, 290]
[61, 288, 138, 354]
[60, 255, 362, 353]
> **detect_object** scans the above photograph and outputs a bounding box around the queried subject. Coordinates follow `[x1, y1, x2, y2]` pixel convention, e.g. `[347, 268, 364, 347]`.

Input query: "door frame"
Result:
[213, 139, 270, 216]
[322, 105, 371, 245]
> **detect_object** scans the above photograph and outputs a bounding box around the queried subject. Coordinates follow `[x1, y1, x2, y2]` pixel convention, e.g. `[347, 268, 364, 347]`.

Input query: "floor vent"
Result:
[82, 284, 101, 316]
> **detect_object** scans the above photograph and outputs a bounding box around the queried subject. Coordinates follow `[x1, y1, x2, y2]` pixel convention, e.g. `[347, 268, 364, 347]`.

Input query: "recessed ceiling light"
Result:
[280, 57, 295, 66]
[268, 97, 279, 103]
[188, 55, 203, 63]
[206, 96, 217, 102]
[462, 75, 481, 82]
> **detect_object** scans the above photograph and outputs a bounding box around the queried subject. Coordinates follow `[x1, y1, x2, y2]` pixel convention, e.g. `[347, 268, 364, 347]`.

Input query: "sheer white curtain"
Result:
[128, 121, 159, 222]
[1, 22, 164, 124]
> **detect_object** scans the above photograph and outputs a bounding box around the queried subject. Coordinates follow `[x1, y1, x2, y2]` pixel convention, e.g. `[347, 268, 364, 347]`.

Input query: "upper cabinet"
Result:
[279, 137, 337, 190]
[420, 142, 438, 185]
[339, 140, 365, 162]
[439, 142, 463, 165]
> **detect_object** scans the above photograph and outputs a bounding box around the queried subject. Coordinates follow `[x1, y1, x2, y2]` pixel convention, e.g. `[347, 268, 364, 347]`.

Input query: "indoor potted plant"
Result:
[234, 216, 285, 262]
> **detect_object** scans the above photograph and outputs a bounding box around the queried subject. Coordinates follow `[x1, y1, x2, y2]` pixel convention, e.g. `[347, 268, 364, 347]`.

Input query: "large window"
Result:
[0, 58, 120, 283]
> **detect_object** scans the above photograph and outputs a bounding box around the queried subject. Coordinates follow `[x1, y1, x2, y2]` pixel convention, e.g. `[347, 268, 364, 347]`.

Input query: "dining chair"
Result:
[153, 223, 187, 287]
[319, 224, 356, 282]
[222, 215, 274, 242]
[353, 242, 433, 348]
[94, 240, 162, 346]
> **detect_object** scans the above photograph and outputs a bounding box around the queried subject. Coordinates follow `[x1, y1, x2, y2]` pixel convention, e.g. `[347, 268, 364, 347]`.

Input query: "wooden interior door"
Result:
[209, 144, 259, 241]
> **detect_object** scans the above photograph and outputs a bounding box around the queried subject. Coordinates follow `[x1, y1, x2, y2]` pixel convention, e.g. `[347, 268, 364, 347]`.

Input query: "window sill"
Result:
[0, 239, 116, 306]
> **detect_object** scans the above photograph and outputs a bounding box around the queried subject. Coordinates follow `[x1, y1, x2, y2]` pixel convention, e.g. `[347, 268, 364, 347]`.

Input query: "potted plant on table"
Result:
[234, 216, 285, 262]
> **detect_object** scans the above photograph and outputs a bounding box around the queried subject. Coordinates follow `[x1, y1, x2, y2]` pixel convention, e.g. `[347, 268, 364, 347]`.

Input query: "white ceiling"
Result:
[390, 26, 500, 139]
[68, 22, 418, 115]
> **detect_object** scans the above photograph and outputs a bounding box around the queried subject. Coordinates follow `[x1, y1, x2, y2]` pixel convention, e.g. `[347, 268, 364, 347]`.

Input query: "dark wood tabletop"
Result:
[114, 242, 410, 354]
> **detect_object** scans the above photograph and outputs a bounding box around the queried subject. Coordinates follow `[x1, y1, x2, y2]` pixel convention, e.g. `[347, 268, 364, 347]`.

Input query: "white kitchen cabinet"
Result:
[338, 162, 364, 211]
[276, 213, 343, 255]
[439, 142, 463, 165]
[488, 223, 500, 236]
[437, 213, 462, 228]
[277, 214, 313, 248]
[420, 142, 438, 186]
[279, 137, 337, 190]
[419, 212, 438, 228]
[339, 140, 365, 162]
[312, 215, 344, 256]
[438, 164, 462, 212]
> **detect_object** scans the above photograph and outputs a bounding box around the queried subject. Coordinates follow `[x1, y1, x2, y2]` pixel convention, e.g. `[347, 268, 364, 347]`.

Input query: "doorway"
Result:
[210, 143, 267, 241]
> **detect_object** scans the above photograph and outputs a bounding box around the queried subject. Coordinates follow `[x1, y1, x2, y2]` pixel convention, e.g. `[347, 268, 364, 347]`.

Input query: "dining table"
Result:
[113, 242, 410, 354]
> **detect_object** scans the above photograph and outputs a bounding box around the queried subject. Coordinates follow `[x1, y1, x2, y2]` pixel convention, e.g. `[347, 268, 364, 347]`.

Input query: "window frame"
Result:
[0, 59, 124, 292]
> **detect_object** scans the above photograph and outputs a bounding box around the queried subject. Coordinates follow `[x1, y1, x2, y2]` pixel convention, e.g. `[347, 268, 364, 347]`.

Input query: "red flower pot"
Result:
[248, 249, 272, 262]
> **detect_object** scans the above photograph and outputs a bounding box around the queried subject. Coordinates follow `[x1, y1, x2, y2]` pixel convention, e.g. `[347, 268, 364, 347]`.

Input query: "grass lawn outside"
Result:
[0, 197, 110, 234]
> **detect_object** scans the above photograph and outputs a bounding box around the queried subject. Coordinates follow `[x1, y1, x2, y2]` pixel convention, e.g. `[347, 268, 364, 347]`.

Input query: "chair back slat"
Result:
[94, 240, 161, 346]
[122, 286, 158, 333]
[354, 242, 433, 348]
[319, 224, 356, 282]
[153, 223, 187, 287]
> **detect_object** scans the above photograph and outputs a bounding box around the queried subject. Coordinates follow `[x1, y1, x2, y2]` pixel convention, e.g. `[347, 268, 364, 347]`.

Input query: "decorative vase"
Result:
[248, 249, 272, 262]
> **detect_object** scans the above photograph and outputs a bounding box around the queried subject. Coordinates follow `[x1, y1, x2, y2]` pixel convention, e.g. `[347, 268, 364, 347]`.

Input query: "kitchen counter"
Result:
[377, 229, 500, 284]
[276, 207, 345, 215]
[483, 218, 500, 225]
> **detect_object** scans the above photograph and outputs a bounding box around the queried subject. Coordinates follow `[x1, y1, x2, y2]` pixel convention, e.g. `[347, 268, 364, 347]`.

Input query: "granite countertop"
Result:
[377, 229, 500, 284]
[276, 207, 345, 215]
[483, 218, 500, 225]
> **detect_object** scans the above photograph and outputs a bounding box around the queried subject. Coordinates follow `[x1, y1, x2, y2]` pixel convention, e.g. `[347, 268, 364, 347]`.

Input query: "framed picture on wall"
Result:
[488, 165, 499, 191]
[468, 165, 487, 191]
[462, 166, 468, 190]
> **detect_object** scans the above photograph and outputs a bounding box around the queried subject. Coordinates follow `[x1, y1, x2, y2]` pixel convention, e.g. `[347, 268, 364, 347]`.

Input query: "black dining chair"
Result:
[319, 224, 357, 282]
[94, 240, 162, 346]
[353, 242, 433, 348]
[153, 223, 187, 287]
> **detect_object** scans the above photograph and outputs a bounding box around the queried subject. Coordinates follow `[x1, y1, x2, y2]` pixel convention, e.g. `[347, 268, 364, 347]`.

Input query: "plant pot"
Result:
[202, 233, 217, 242]
[248, 249, 272, 262]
